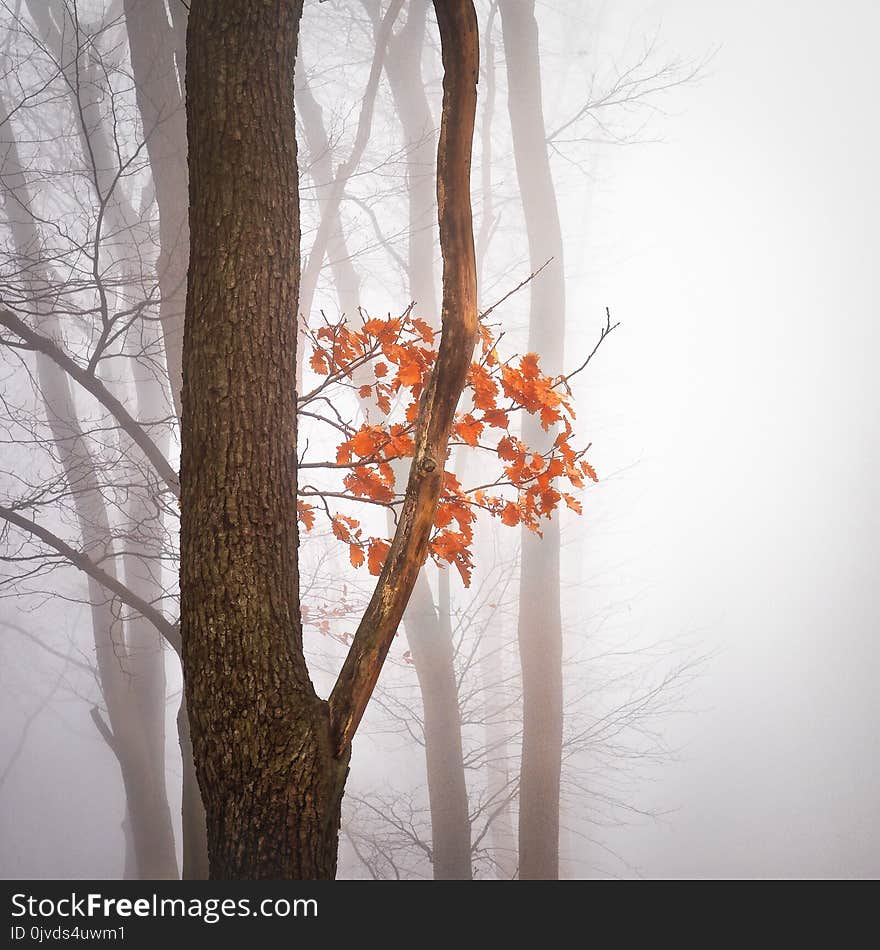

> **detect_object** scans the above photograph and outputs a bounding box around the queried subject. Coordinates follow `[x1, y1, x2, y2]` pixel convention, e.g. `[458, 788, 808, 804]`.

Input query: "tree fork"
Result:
[182, 0, 479, 878]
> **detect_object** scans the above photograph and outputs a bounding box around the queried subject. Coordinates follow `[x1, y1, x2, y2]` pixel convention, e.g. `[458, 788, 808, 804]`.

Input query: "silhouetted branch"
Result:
[0, 503, 180, 654]
[0, 308, 179, 498]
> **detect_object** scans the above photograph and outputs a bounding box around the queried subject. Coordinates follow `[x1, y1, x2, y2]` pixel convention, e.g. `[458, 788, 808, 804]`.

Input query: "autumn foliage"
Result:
[297, 308, 597, 586]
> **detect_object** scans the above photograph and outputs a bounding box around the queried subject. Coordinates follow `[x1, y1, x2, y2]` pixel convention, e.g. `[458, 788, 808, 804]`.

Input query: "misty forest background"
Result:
[1, 0, 878, 880]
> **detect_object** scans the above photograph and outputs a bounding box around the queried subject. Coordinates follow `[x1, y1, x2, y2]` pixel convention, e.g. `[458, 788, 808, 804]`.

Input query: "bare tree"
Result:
[0, 13, 178, 874]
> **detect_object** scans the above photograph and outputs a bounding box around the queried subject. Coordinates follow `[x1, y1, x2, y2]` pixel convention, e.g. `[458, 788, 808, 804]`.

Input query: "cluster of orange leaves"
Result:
[297, 311, 597, 585]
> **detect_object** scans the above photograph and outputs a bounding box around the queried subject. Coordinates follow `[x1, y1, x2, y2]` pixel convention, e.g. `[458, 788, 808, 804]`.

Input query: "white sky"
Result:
[566, 0, 880, 876]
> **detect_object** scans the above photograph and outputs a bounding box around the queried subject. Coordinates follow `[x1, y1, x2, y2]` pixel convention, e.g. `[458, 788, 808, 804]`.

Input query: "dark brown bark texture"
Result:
[499, 0, 566, 880]
[181, 0, 346, 880]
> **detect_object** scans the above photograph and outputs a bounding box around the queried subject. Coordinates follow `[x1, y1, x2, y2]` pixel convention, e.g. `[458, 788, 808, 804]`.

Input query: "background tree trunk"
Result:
[124, 0, 209, 877]
[500, 0, 566, 881]
[0, 89, 179, 880]
[124, 0, 189, 421]
[295, 51, 363, 320]
[383, 0, 472, 880]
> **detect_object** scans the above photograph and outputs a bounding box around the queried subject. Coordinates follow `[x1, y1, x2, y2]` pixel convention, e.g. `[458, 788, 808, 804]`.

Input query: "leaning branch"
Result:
[328, 0, 480, 754]
[0, 503, 181, 654]
[0, 308, 180, 497]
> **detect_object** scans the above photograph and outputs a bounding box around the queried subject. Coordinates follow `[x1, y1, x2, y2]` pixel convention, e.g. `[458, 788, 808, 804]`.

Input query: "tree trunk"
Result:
[177, 701, 210, 879]
[181, 0, 348, 880]
[124, 0, 189, 421]
[303, 11, 474, 865]
[383, 0, 439, 327]
[124, 0, 211, 877]
[500, 0, 566, 880]
[403, 575, 472, 878]
[294, 0, 401, 389]
[475, 5, 517, 880]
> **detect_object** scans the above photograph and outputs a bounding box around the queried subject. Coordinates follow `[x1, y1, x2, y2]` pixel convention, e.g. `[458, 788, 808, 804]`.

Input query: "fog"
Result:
[573, 0, 880, 877]
[1, 0, 877, 880]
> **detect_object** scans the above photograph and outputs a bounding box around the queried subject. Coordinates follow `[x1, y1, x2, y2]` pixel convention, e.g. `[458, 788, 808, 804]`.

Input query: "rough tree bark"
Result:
[181, 0, 478, 879]
[500, 0, 566, 880]
[181, 0, 342, 880]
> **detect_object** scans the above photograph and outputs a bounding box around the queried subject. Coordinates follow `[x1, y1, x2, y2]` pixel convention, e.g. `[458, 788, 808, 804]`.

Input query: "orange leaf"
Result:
[352, 427, 379, 458]
[332, 515, 360, 542]
[309, 349, 329, 375]
[539, 488, 561, 512]
[344, 466, 394, 503]
[521, 352, 540, 379]
[478, 321, 493, 352]
[362, 317, 401, 341]
[456, 413, 483, 447]
[411, 317, 435, 343]
[482, 408, 509, 429]
[297, 501, 315, 531]
[396, 356, 422, 388]
[385, 426, 415, 459]
[349, 544, 365, 568]
[500, 502, 520, 526]
[430, 530, 474, 586]
[367, 538, 391, 576]
[468, 363, 498, 411]
[563, 493, 582, 514]
[497, 436, 519, 461]
[434, 504, 454, 528]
